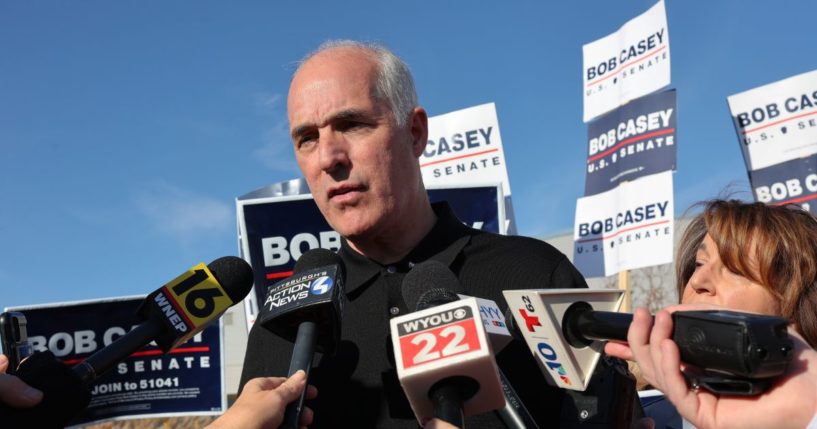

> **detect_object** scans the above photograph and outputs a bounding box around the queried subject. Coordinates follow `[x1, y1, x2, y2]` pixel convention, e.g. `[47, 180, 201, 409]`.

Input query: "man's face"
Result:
[287, 48, 426, 241]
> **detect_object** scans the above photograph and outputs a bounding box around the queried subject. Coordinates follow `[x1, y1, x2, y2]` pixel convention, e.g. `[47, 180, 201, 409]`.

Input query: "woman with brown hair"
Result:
[675, 199, 817, 348]
[606, 199, 817, 429]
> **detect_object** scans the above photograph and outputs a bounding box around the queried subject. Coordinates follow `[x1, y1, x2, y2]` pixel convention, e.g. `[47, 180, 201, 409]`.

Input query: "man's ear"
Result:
[408, 107, 429, 158]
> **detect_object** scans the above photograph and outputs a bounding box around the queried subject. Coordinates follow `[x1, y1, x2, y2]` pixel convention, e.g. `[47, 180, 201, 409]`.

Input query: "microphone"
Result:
[503, 290, 645, 428]
[468, 297, 513, 353]
[561, 303, 794, 387]
[454, 295, 538, 429]
[73, 256, 254, 382]
[1, 256, 254, 428]
[254, 248, 346, 429]
[391, 260, 504, 427]
[503, 289, 794, 395]
[405, 262, 538, 429]
[502, 289, 624, 392]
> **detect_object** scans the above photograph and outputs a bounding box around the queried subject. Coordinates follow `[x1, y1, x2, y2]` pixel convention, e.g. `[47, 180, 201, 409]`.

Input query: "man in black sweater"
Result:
[239, 40, 589, 428]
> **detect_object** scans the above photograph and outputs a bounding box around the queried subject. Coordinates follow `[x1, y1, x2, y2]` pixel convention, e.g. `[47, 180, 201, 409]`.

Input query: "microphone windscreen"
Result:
[207, 256, 254, 303]
[402, 260, 460, 311]
[503, 307, 522, 339]
[293, 248, 345, 279]
[416, 289, 459, 311]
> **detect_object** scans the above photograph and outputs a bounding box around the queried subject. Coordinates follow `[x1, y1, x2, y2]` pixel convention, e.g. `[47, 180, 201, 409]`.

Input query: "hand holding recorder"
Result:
[605, 305, 817, 429]
[0, 312, 41, 409]
[0, 354, 42, 409]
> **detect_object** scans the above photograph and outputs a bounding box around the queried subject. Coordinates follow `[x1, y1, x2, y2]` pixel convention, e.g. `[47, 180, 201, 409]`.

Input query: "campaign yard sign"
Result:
[237, 194, 338, 325]
[422, 103, 511, 196]
[749, 154, 817, 215]
[585, 89, 676, 195]
[727, 69, 817, 171]
[573, 171, 674, 278]
[7, 297, 224, 427]
[582, 0, 671, 122]
[237, 184, 506, 325]
[422, 102, 518, 233]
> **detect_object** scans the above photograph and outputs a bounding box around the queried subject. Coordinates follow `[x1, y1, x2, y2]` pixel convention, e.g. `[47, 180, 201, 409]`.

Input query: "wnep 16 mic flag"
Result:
[74, 256, 254, 383]
[1, 256, 254, 428]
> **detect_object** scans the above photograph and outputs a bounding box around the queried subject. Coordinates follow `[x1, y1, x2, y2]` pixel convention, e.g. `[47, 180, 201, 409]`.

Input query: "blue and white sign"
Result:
[237, 195, 337, 324]
[237, 184, 506, 325]
[585, 90, 676, 195]
[6, 297, 225, 427]
[573, 171, 674, 277]
[428, 185, 505, 234]
[727, 69, 817, 171]
[422, 103, 518, 233]
[749, 154, 817, 215]
[422, 103, 511, 197]
[583, 0, 671, 121]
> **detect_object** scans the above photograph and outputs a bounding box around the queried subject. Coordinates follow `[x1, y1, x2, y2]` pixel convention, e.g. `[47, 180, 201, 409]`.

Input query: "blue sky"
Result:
[1, 1, 815, 308]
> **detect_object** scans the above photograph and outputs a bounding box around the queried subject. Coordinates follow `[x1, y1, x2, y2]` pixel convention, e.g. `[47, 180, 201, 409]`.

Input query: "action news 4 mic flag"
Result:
[236, 184, 507, 326]
[585, 89, 677, 195]
[6, 297, 225, 427]
[749, 154, 817, 215]
[237, 195, 338, 327]
[727, 69, 817, 171]
[573, 171, 674, 278]
[582, 0, 671, 122]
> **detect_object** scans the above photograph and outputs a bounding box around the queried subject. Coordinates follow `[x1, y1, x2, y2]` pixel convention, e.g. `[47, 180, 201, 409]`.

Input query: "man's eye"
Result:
[297, 135, 318, 149]
[337, 121, 365, 132]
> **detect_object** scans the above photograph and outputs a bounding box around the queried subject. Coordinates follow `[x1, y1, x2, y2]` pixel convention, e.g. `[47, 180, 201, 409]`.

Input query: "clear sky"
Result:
[2, 1, 815, 308]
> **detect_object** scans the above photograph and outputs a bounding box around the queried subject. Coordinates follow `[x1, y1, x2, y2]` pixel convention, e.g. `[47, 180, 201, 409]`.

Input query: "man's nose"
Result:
[318, 132, 350, 173]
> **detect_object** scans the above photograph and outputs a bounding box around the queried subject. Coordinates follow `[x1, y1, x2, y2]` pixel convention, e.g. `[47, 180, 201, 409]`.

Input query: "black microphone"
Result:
[0, 256, 254, 428]
[255, 248, 345, 429]
[560, 301, 794, 394]
[394, 260, 507, 427]
[73, 256, 254, 382]
[404, 261, 538, 429]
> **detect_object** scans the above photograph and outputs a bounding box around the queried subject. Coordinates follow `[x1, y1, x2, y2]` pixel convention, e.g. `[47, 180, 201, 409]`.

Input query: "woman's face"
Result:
[681, 234, 779, 315]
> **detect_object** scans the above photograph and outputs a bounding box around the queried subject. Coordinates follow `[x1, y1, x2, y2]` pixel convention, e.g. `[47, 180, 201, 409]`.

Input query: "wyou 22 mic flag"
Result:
[585, 89, 677, 195]
[749, 154, 817, 215]
[6, 296, 225, 427]
[236, 183, 506, 327]
[727, 69, 817, 171]
[573, 170, 674, 278]
[583, 0, 671, 122]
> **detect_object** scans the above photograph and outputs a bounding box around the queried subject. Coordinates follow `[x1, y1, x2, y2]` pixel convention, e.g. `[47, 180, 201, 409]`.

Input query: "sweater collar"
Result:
[339, 201, 473, 295]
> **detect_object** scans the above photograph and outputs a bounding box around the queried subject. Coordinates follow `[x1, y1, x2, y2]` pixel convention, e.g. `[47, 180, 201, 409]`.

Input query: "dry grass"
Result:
[80, 416, 218, 428]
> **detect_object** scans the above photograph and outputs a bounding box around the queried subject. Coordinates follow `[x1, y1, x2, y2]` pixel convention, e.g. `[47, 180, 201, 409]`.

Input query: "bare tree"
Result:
[629, 264, 677, 312]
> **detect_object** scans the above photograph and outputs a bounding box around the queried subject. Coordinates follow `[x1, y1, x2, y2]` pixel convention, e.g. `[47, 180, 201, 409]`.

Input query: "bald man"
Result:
[240, 40, 589, 428]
